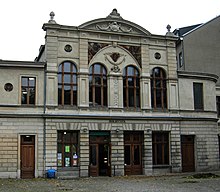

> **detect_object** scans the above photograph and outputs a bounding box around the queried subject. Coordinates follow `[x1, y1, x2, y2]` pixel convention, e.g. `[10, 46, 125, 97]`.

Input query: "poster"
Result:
[57, 153, 62, 160]
[65, 157, 70, 167]
[65, 145, 70, 153]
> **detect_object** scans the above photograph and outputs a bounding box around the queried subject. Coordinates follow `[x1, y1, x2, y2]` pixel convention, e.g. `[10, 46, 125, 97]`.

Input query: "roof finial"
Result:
[166, 24, 171, 32]
[49, 11, 56, 24]
[166, 24, 175, 37]
[107, 8, 123, 19]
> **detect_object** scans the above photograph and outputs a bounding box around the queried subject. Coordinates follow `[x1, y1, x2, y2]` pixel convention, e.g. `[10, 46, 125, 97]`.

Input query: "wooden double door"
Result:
[181, 135, 195, 172]
[89, 132, 111, 177]
[20, 135, 35, 179]
[124, 132, 143, 175]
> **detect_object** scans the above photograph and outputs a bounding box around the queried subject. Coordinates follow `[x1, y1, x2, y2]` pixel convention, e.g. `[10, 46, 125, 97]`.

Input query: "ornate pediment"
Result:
[96, 21, 133, 33]
[78, 9, 151, 36]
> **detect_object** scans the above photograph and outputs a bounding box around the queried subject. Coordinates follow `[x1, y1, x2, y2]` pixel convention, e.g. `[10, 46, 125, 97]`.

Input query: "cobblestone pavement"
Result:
[0, 173, 220, 192]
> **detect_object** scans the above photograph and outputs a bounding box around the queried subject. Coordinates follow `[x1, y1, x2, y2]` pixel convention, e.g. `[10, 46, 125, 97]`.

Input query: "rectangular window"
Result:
[152, 132, 169, 165]
[21, 77, 36, 105]
[217, 96, 220, 117]
[193, 83, 204, 110]
[57, 131, 78, 167]
[179, 52, 183, 68]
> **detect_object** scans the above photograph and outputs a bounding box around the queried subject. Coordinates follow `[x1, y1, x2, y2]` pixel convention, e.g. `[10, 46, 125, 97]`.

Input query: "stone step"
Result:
[57, 170, 80, 179]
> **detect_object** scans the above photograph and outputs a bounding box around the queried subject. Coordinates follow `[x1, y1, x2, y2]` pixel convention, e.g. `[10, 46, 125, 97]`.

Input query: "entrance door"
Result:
[181, 135, 195, 172]
[89, 132, 111, 177]
[124, 132, 143, 175]
[21, 135, 35, 178]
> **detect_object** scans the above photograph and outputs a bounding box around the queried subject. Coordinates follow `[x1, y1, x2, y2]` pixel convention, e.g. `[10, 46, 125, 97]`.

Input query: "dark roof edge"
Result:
[0, 59, 45, 68]
[182, 15, 220, 37]
[178, 70, 219, 82]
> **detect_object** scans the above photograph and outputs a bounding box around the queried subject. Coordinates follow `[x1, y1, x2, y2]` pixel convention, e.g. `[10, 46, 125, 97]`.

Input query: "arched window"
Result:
[58, 61, 77, 106]
[151, 67, 167, 109]
[123, 65, 140, 108]
[89, 63, 107, 107]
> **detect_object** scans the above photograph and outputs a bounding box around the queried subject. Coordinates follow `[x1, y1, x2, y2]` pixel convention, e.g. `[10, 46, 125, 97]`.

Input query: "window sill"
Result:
[58, 105, 78, 110]
[153, 165, 171, 169]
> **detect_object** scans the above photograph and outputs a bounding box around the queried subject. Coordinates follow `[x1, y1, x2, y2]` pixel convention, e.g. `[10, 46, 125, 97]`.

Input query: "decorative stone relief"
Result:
[113, 79, 119, 106]
[96, 22, 132, 33]
[111, 65, 120, 73]
[105, 52, 126, 65]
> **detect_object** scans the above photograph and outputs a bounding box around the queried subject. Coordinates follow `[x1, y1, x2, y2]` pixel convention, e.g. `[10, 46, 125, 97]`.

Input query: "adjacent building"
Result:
[174, 15, 220, 167]
[0, 9, 219, 178]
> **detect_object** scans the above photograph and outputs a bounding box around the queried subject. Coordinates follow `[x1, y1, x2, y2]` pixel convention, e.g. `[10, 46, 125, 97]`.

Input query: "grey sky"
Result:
[0, 0, 219, 61]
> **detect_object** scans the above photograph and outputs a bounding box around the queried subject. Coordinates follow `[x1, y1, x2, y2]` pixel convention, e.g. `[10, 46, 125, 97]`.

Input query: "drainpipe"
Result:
[43, 62, 47, 177]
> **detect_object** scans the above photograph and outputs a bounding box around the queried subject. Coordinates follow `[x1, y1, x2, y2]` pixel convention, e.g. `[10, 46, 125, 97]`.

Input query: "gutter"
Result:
[43, 63, 47, 177]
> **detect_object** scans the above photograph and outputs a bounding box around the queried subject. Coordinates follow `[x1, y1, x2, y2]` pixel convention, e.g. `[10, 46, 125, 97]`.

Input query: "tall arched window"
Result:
[151, 67, 167, 109]
[58, 61, 77, 106]
[89, 63, 107, 107]
[123, 65, 140, 108]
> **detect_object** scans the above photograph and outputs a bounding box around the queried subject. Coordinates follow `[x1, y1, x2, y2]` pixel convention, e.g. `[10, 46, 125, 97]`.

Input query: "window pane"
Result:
[64, 62, 71, 72]
[57, 144, 62, 153]
[193, 83, 203, 110]
[58, 74, 62, 84]
[156, 144, 163, 164]
[64, 74, 71, 84]
[29, 78, 35, 86]
[95, 76, 101, 85]
[217, 96, 220, 117]
[90, 146, 97, 165]
[134, 145, 140, 165]
[164, 143, 169, 164]
[124, 145, 131, 165]
[156, 89, 162, 108]
[58, 64, 63, 73]
[103, 76, 107, 85]
[21, 90, 27, 104]
[73, 89, 77, 105]
[102, 67, 106, 75]
[29, 88, 35, 104]
[136, 89, 140, 107]
[95, 87, 101, 105]
[72, 145, 77, 154]
[22, 78, 28, 86]
[128, 88, 134, 107]
[127, 66, 134, 76]
[58, 85, 62, 104]
[64, 132, 71, 143]
[128, 77, 134, 86]
[64, 86, 71, 105]
[103, 87, 107, 106]
[72, 65, 77, 73]
[72, 75, 77, 84]
[94, 64, 101, 74]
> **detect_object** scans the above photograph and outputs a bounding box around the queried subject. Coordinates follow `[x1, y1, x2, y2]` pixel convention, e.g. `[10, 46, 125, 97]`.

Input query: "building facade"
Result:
[0, 9, 219, 178]
[174, 16, 220, 167]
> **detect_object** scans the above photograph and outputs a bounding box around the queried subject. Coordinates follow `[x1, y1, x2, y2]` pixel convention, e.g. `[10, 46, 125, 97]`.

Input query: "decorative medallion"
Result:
[64, 44, 72, 52]
[111, 65, 120, 73]
[154, 52, 161, 60]
[4, 83, 13, 92]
